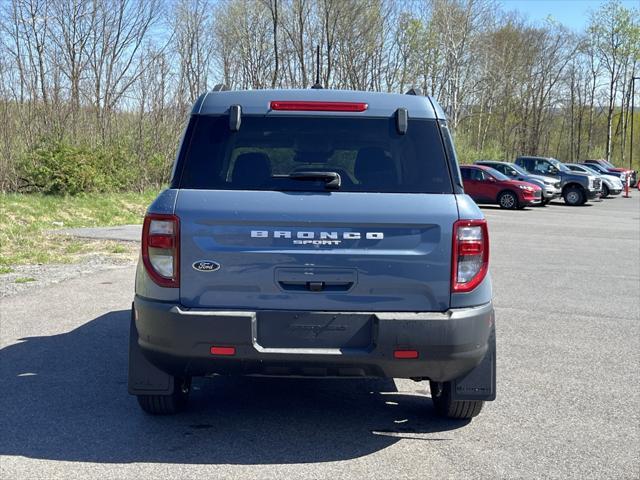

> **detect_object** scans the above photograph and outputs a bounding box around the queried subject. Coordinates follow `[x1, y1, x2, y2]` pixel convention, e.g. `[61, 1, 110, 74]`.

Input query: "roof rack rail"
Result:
[405, 88, 423, 96]
[212, 84, 230, 92]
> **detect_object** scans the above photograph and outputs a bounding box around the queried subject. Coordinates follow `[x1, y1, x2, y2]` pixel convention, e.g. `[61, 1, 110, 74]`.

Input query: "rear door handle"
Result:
[277, 280, 354, 292]
[275, 267, 357, 293]
[307, 281, 324, 292]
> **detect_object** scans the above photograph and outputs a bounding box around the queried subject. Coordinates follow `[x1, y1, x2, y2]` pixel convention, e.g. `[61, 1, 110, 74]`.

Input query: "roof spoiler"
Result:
[191, 85, 230, 114]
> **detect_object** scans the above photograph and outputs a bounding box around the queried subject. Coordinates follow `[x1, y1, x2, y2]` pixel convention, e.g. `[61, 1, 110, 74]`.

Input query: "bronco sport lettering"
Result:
[251, 230, 384, 244]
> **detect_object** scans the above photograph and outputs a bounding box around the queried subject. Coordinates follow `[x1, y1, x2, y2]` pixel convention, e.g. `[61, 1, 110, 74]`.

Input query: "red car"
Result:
[460, 165, 542, 209]
[583, 159, 637, 187]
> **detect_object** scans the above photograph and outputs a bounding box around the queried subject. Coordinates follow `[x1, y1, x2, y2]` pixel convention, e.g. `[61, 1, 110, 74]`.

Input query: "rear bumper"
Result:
[133, 296, 495, 382]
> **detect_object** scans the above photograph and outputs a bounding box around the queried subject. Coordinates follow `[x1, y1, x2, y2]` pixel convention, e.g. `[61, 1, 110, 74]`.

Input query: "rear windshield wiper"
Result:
[273, 171, 341, 190]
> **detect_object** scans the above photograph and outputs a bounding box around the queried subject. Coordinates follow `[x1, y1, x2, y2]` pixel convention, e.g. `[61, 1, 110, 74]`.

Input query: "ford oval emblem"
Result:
[192, 260, 221, 272]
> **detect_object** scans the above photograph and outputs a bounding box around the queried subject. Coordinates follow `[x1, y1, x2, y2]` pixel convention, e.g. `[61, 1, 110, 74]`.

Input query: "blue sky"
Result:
[497, 0, 638, 31]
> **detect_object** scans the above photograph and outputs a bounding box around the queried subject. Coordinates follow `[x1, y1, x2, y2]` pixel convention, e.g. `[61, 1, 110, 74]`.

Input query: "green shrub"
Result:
[18, 141, 150, 195]
[20, 142, 95, 194]
[454, 133, 506, 165]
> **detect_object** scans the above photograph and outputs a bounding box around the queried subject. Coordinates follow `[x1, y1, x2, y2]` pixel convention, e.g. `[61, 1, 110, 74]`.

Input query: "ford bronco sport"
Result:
[129, 88, 496, 419]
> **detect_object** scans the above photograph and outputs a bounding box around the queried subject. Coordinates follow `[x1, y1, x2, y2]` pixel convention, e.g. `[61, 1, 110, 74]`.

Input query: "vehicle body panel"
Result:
[175, 189, 458, 312]
[195, 89, 440, 119]
[133, 295, 494, 383]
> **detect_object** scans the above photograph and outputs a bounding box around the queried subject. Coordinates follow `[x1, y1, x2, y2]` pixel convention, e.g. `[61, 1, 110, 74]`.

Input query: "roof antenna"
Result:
[311, 45, 323, 89]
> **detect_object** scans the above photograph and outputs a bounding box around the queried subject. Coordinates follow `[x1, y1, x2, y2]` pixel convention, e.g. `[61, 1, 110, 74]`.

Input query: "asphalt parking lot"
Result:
[1, 196, 638, 479]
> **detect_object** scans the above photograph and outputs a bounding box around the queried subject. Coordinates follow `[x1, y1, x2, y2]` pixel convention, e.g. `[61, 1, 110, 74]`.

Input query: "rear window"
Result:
[175, 115, 453, 193]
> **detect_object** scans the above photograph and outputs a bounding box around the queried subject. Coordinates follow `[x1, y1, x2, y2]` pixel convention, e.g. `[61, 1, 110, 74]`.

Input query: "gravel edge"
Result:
[0, 254, 136, 298]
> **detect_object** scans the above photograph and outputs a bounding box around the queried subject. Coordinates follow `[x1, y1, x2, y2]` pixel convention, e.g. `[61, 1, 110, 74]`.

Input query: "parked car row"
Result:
[564, 164, 623, 198]
[584, 159, 637, 188]
[461, 155, 636, 209]
[475, 161, 561, 205]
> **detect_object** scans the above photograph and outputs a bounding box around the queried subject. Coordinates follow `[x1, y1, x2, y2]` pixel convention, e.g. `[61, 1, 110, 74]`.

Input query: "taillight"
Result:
[452, 219, 489, 293]
[142, 213, 179, 288]
[269, 101, 368, 112]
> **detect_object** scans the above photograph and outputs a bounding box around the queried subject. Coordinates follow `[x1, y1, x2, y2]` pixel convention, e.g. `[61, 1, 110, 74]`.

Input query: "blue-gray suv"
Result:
[128, 88, 496, 419]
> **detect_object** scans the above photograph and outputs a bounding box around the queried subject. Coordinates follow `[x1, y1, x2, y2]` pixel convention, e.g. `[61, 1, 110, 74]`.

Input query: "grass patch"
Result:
[14, 277, 36, 283]
[110, 244, 128, 254]
[0, 266, 14, 274]
[0, 191, 158, 267]
[64, 240, 87, 254]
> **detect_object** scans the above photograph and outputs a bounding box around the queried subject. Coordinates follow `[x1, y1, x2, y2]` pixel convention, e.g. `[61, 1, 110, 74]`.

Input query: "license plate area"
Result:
[255, 311, 374, 350]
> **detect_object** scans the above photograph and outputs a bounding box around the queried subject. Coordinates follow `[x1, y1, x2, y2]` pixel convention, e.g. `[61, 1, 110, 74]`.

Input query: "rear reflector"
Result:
[459, 240, 483, 256]
[394, 350, 419, 359]
[210, 346, 236, 356]
[148, 234, 174, 249]
[270, 101, 368, 112]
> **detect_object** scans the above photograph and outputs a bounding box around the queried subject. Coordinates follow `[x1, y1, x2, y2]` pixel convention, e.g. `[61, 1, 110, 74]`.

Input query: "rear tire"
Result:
[137, 377, 191, 415]
[429, 381, 484, 419]
[498, 191, 519, 209]
[601, 184, 609, 198]
[563, 186, 584, 206]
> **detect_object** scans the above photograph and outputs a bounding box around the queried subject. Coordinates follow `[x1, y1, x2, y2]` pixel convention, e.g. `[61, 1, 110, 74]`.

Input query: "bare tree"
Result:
[172, 0, 214, 105]
[1, 0, 639, 192]
[86, 0, 162, 139]
[589, 0, 637, 161]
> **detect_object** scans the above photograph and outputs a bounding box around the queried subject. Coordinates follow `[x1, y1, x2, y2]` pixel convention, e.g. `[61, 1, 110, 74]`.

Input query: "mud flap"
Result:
[128, 307, 175, 396]
[451, 325, 496, 401]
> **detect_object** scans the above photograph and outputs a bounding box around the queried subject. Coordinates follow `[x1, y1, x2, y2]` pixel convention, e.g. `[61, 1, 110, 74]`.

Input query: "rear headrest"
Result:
[231, 152, 272, 187]
[354, 147, 397, 186]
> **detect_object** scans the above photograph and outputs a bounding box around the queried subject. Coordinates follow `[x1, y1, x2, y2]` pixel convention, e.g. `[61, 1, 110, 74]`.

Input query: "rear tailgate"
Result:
[177, 190, 457, 312]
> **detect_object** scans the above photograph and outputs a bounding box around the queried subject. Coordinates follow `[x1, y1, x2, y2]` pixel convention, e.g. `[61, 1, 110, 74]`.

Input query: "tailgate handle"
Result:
[278, 280, 353, 293]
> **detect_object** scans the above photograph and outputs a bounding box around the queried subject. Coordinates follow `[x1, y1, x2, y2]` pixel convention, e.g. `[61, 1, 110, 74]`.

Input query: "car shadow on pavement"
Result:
[479, 205, 534, 211]
[0, 310, 469, 465]
[548, 201, 594, 207]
